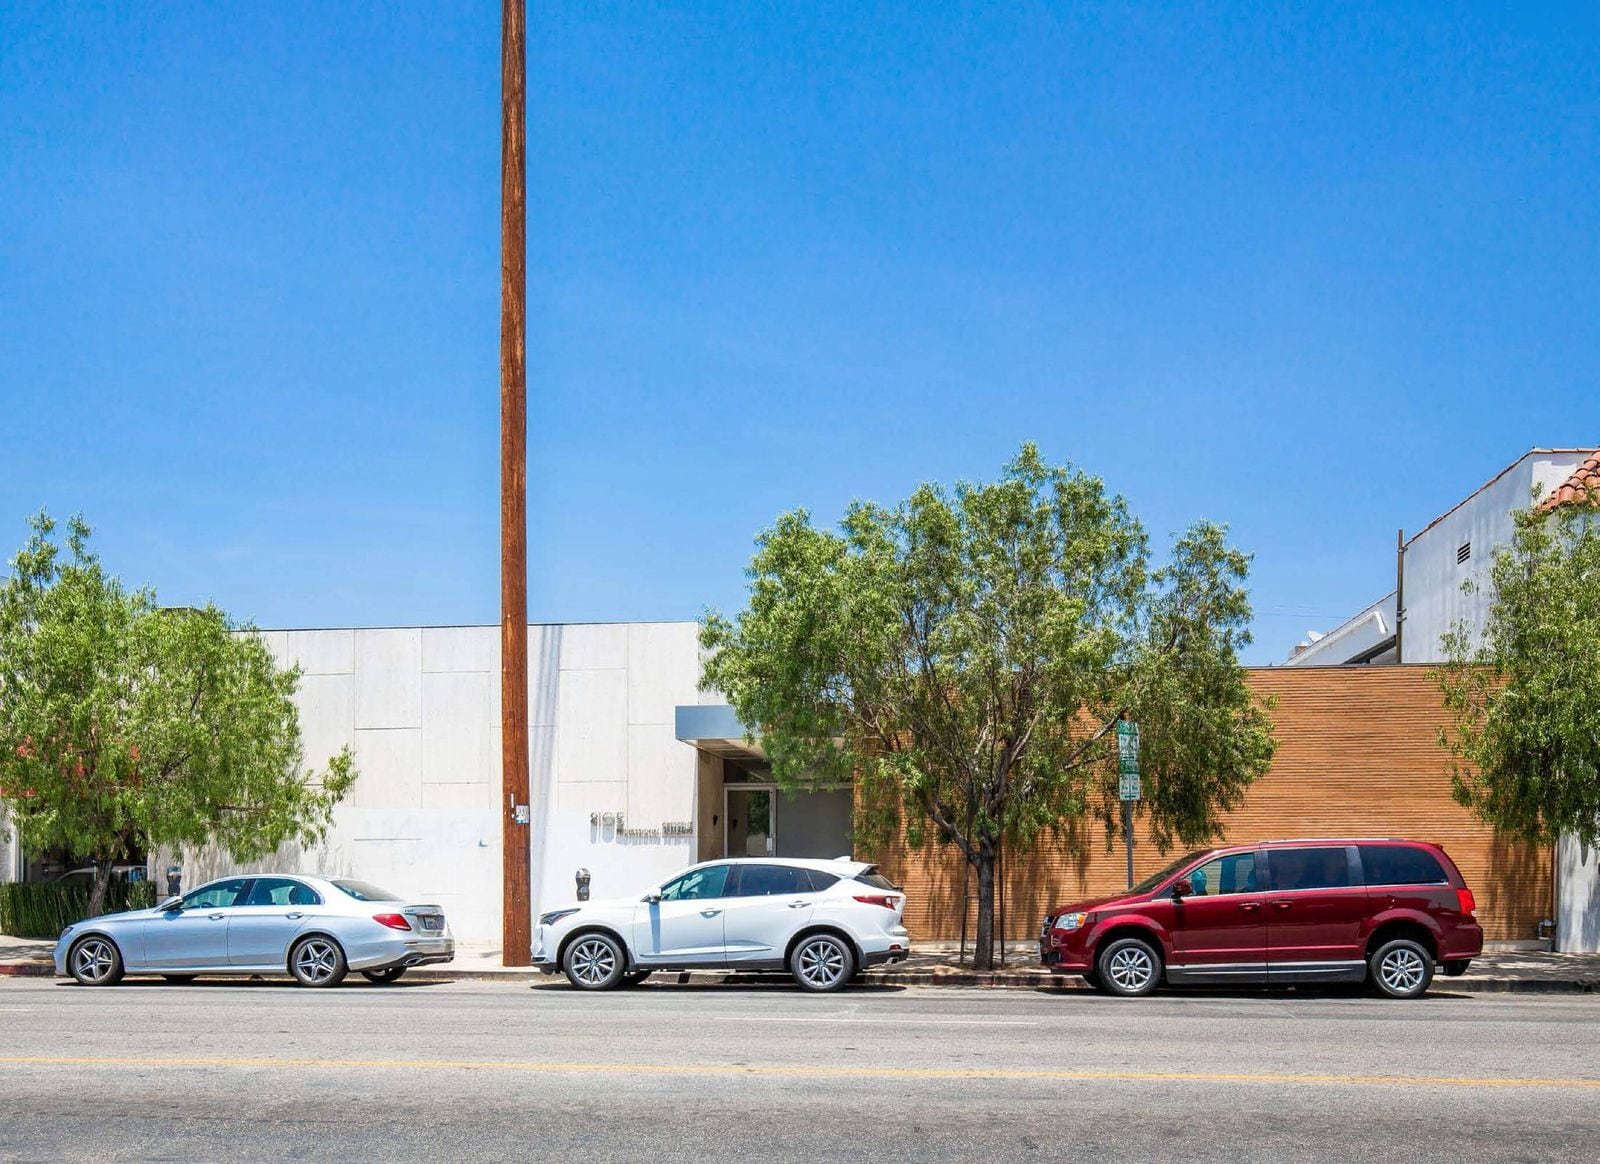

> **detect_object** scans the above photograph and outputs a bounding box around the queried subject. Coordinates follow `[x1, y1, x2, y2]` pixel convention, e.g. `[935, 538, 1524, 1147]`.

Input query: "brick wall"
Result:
[874, 666, 1551, 944]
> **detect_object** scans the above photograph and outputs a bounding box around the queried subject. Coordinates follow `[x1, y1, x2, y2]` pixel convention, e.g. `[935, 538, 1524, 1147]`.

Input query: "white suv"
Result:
[533, 858, 911, 992]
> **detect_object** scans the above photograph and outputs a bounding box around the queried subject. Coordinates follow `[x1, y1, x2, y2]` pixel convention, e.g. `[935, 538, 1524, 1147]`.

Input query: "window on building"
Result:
[1457, 541, 1471, 564]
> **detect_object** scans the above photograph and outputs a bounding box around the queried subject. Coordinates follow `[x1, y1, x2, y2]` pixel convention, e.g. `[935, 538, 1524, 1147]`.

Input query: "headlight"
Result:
[1053, 912, 1091, 932]
[538, 908, 579, 926]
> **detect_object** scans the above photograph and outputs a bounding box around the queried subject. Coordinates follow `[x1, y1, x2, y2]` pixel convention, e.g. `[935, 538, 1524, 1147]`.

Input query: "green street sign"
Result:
[1116, 720, 1140, 801]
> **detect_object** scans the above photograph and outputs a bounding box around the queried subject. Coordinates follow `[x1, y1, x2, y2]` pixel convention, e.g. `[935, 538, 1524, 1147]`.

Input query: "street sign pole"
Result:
[1116, 719, 1140, 890]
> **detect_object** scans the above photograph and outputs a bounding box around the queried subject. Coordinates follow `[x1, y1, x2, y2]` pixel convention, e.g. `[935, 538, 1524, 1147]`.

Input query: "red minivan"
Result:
[1039, 838, 1483, 999]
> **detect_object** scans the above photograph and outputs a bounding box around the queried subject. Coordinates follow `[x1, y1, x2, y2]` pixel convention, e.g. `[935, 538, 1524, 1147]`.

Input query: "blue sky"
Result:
[2, 3, 1597, 664]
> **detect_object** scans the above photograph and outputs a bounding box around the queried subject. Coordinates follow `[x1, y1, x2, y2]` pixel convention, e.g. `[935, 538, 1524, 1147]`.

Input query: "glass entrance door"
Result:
[724, 786, 776, 857]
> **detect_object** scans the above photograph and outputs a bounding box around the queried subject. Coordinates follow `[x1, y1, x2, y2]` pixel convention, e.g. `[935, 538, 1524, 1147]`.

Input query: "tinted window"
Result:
[808, 870, 841, 891]
[854, 870, 895, 891]
[1268, 847, 1354, 892]
[180, 878, 250, 910]
[1186, 852, 1258, 896]
[731, 865, 813, 897]
[244, 877, 322, 907]
[332, 880, 401, 902]
[660, 865, 730, 902]
[1361, 846, 1448, 886]
[1132, 851, 1209, 895]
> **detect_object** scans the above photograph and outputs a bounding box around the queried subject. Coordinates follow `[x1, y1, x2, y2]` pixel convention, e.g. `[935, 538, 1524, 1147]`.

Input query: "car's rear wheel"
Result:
[563, 933, 626, 990]
[1369, 938, 1433, 999]
[789, 933, 854, 992]
[362, 967, 407, 984]
[68, 936, 124, 987]
[1096, 936, 1161, 997]
[289, 936, 348, 988]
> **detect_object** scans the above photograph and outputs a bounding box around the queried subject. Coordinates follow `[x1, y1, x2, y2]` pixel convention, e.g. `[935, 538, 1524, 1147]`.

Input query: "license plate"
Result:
[420, 916, 443, 932]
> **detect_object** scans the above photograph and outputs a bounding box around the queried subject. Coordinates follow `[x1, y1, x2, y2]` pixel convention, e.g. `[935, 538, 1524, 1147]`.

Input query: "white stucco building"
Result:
[129, 620, 847, 947]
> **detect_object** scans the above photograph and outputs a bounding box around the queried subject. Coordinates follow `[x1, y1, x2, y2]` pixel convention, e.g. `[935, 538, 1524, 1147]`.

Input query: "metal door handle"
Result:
[207, 913, 225, 920]
[1271, 901, 1292, 910]
[285, 912, 304, 920]
[1238, 902, 1260, 912]
[700, 908, 722, 917]
[788, 900, 809, 909]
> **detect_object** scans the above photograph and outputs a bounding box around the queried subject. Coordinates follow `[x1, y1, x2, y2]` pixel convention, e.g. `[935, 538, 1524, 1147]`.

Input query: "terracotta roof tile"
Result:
[1538, 450, 1600, 512]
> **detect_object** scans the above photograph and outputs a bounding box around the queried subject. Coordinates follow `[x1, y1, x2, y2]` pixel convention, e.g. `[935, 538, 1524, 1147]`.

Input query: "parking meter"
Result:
[575, 867, 591, 902]
[166, 864, 182, 898]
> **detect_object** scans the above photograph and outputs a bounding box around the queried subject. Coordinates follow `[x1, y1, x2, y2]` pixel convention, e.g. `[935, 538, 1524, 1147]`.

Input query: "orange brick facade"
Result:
[873, 665, 1551, 944]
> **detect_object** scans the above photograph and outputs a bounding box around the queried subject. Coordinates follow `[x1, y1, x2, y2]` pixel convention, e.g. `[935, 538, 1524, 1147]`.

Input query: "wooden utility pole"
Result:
[500, 0, 531, 966]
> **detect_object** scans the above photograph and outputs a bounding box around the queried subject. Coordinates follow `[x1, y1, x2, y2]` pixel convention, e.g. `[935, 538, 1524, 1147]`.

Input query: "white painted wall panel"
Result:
[422, 626, 498, 674]
[354, 629, 422, 728]
[422, 671, 496, 785]
[556, 668, 628, 782]
[348, 728, 422, 810]
[287, 629, 355, 675]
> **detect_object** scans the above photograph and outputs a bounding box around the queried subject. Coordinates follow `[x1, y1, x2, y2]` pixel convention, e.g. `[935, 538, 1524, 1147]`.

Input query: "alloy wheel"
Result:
[294, 939, 341, 985]
[1379, 946, 1426, 994]
[1107, 945, 1155, 992]
[796, 937, 847, 990]
[72, 938, 117, 985]
[569, 938, 617, 987]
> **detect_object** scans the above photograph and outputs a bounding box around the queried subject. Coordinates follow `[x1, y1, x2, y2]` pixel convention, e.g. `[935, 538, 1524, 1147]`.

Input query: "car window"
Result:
[1185, 852, 1258, 896]
[331, 880, 400, 902]
[180, 878, 251, 910]
[853, 870, 895, 891]
[1267, 847, 1354, 892]
[1360, 845, 1448, 887]
[244, 877, 322, 907]
[730, 865, 813, 897]
[659, 865, 730, 902]
[808, 870, 841, 891]
[1132, 851, 1209, 895]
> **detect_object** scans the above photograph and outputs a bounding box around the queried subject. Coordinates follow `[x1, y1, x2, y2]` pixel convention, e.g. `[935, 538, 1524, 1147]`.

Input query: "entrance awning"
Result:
[674, 704, 765, 762]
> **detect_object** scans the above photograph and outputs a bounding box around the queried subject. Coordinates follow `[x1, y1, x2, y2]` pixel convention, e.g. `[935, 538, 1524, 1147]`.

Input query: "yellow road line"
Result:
[2, 1056, 1597, 1090]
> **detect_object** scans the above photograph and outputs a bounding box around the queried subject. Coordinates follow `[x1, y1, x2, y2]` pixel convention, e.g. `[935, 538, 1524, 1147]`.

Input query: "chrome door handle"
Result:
[207, 913, 225, 920]
[787, 900, 809, 909]
[1270, 901, 1292, 910]
[285, 912, 304, 920]
[700, 908, 722, 917]
[1238, 902, 1260, 912]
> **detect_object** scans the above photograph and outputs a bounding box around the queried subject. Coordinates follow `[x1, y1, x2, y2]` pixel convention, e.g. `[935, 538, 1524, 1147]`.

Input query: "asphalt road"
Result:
[2, 976, 1597, 1163]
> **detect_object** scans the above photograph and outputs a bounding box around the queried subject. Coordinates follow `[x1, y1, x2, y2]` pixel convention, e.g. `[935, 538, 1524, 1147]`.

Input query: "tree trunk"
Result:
[971, 839, 996, 971]
[88, 857, 115, 919]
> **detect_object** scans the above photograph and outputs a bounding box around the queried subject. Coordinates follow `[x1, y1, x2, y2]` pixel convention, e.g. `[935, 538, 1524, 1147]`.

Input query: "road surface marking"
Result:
[710, 1016, 1035, 1026]
[3, 1056, 1597, 1090]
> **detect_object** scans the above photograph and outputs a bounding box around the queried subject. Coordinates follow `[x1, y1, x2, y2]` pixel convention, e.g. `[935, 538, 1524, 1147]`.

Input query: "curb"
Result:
[3, 961, 1594, 994]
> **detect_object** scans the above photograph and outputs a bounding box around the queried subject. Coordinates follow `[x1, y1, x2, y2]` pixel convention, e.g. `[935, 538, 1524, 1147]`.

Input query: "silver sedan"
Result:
[53, 874, 454, 987]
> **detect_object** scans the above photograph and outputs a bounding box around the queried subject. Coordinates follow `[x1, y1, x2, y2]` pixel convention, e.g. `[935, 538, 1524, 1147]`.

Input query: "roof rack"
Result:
[1257, 837, 1405, 844]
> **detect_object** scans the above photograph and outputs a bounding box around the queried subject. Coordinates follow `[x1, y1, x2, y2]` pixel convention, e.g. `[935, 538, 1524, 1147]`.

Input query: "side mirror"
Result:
[644, 891, 661, 904]
[1171, 878, 1193, 900]
[158, 896, 183, 912]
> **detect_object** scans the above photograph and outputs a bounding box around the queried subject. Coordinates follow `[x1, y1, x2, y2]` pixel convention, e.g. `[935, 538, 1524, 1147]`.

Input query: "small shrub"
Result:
[0, 879, 157, 940]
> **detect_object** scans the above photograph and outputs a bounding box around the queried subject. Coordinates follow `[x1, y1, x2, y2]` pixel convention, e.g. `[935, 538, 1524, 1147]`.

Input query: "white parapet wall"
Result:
[164, 621, 707, 946]
[1557, 835, 1600, 954]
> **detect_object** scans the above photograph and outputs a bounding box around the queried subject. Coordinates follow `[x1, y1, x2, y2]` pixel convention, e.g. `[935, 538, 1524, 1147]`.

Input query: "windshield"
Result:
[1129, 851, 1208, 896]
[331, 879, 400, 902]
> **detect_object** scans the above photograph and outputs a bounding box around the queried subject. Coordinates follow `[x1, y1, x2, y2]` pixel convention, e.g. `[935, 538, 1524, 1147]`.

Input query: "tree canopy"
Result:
[0, 512, 355, 915]
[701, 445, 1276, 967]
[1440, 497, 1600, 848]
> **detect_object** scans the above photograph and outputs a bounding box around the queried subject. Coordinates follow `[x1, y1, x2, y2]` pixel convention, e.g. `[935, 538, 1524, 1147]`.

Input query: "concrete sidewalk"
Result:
[7, 932, 1599, 992]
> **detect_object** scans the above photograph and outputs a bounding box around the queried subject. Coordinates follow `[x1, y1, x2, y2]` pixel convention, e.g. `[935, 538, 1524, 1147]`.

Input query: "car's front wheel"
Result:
[362, 967, 407, 984]
[1096, 936, 1162, 997]
[68, 936, 124, 987]
[563, 932, 626, 990]
[289, 936, 348, 988]
[789, 933, 854, 992]
[1369, 938, 1434, 999]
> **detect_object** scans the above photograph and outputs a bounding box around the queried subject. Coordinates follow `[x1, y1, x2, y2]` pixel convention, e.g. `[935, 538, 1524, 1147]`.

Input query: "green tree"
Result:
[0, 513, 355, 918]
[1440, 495, 1600, 848]
[700, 445, 1277, 968]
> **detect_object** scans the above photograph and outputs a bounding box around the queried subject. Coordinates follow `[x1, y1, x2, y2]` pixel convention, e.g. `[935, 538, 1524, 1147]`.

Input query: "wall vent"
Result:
[1457, 541, 1472, 564]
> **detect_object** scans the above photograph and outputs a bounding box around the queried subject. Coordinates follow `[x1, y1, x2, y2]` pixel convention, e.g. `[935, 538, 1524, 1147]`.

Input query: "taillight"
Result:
[853, 894, 901, 910]
[374, 913, 412, 931]
[1456, 888, 1476, 916]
